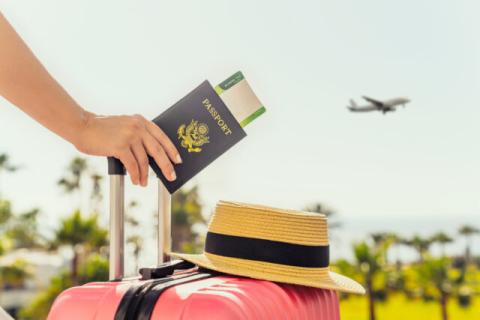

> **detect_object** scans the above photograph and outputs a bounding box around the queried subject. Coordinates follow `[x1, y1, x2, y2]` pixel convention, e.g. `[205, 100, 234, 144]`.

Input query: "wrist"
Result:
[73, 109, 96, 152]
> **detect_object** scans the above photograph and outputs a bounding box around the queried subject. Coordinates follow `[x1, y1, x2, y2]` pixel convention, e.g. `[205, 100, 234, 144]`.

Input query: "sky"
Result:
[1, 1, 479, 267]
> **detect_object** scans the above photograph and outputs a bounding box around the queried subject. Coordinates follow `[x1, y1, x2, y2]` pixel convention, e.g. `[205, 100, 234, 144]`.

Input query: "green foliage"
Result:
[344, 230, 479, 320]
[458, 225, 479, 236]
[403, 235, 433, 262]
[0, 153, 19, 195]
[53, 210, 107, 249]
[171, 186, 206, 252]
[458, 225, 479, 265]
[1, 155, 111, 319]
[5, 208, 44, 249]
[90, 173, 103, 201]
[78, 253, 109, 283]
[0, 258, 31, 288]
[57, 157, 87, 193]
[333, 259, 358, 279]
[0, 153, 18, 173]
[51, 210, 108, 283]
[0, 199, 12, 226]
[2, 153, 478, 319]
[18, 271, 72, 320]
[341, 294, 480, 320]
[0, 200, 44, 253]
[17, 254, 109, 320]
[414, 258, 453, 296]
[354, 241, 382, 275]
[172, 186, 205, 227]
[431, 232, 453, 245]
[431, 232, 453, 257]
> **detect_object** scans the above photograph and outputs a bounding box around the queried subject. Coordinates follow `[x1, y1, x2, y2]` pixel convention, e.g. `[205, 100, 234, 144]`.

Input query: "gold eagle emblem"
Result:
[177, 120, 210, 153]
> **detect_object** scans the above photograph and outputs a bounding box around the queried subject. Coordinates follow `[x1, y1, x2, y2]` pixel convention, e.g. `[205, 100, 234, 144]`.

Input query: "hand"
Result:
[75, 112, 181, 186]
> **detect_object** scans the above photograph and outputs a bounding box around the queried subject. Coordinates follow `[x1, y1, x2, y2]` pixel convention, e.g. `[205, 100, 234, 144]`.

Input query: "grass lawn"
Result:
[340, 294, 480, 320]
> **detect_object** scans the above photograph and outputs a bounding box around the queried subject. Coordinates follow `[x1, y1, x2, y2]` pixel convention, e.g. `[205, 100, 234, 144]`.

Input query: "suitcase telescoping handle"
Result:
[107, 157, 172, 280]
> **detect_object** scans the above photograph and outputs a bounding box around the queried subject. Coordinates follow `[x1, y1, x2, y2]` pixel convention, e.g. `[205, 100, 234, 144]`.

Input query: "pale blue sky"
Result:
[1, 1, 479, 264]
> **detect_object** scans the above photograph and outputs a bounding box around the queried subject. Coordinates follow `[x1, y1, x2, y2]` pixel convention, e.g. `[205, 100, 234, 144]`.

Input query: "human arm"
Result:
[0, 12, 180, 186]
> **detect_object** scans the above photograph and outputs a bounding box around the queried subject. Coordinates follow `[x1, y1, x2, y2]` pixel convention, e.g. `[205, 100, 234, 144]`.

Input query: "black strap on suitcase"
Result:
[115, 270, 214, 320]
[108, 159, 213, 320]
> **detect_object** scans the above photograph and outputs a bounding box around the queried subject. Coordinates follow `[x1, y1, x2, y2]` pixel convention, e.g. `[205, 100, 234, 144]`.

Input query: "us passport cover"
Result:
[150, 80, 247, 193]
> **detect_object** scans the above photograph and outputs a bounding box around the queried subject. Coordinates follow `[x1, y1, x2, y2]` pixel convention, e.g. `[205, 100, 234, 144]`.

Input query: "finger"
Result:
[119, 149, 140, 185]
[143, 133, 176, 181]
[145, 121, 182, 164]
[131, 143, 149, 187]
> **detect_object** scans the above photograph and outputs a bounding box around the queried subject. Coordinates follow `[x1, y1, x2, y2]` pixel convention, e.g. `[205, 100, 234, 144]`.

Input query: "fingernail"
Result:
[176, 154, 182, 164]
[170, 171, 177, 181]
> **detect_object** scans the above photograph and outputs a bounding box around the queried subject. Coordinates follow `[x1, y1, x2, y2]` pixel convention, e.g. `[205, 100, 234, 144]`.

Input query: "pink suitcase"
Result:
[48, 159, 341, 320]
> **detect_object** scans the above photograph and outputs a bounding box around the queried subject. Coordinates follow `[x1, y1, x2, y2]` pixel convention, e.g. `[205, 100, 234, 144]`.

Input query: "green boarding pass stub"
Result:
[215, 71, 266, 127]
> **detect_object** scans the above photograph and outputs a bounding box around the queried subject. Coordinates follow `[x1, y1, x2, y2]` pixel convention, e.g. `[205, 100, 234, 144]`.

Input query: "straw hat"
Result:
[170, 201, 365, 294]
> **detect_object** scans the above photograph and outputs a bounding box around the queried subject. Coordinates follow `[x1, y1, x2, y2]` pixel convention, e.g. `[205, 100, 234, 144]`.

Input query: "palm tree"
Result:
[353, 241, 383, 320]
[0, 153, 18, 197]
[458, 225, 479, 265]
[404, 235, 432, 263]
[58, 157, 88, 208]
[52, 210, 108, 283]
[386, 233, 405, 267]
[415, 257, 455, 320]
[5, 208, 46, 249]
[370, 232, 398, 265]
[430, 232, 453, 257]
[0, 199, 12, 227]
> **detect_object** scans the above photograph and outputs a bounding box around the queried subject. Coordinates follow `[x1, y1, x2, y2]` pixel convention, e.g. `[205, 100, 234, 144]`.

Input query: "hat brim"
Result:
[170, 252, 365, 295]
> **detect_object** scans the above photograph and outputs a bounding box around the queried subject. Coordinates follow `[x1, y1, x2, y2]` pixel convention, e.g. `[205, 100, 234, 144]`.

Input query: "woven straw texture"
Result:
[171, 201, 365, 294]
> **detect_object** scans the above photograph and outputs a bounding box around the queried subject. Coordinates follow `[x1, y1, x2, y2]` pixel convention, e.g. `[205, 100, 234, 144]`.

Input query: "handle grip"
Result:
[107, 157, 171, 281]
[108, 157, 126, 175]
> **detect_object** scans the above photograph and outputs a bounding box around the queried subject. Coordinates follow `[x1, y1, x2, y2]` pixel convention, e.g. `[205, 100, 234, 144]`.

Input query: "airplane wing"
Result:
[362, 96, 383, 107]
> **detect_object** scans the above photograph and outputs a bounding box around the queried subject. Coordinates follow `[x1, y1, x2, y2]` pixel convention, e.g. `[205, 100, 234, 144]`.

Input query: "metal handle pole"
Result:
[157, 180, 171, 264]
[109, 175, 125, 280]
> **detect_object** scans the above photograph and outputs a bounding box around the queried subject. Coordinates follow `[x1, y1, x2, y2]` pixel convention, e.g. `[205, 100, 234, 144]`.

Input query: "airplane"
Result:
[347, 96, 411, 114]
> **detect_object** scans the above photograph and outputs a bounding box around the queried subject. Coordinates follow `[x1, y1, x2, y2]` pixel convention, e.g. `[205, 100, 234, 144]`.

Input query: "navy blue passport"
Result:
[150, 80, 247, 193]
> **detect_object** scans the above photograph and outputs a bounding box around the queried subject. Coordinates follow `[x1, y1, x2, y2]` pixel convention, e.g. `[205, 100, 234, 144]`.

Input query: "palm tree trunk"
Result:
[440, 292, 448, 320]
[72, 249, 78, 283]
[134, 253, 139, 272]
[367, 275, 376, 320]
[420, 249, 426, 263]
[465, 236, 471, 265]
